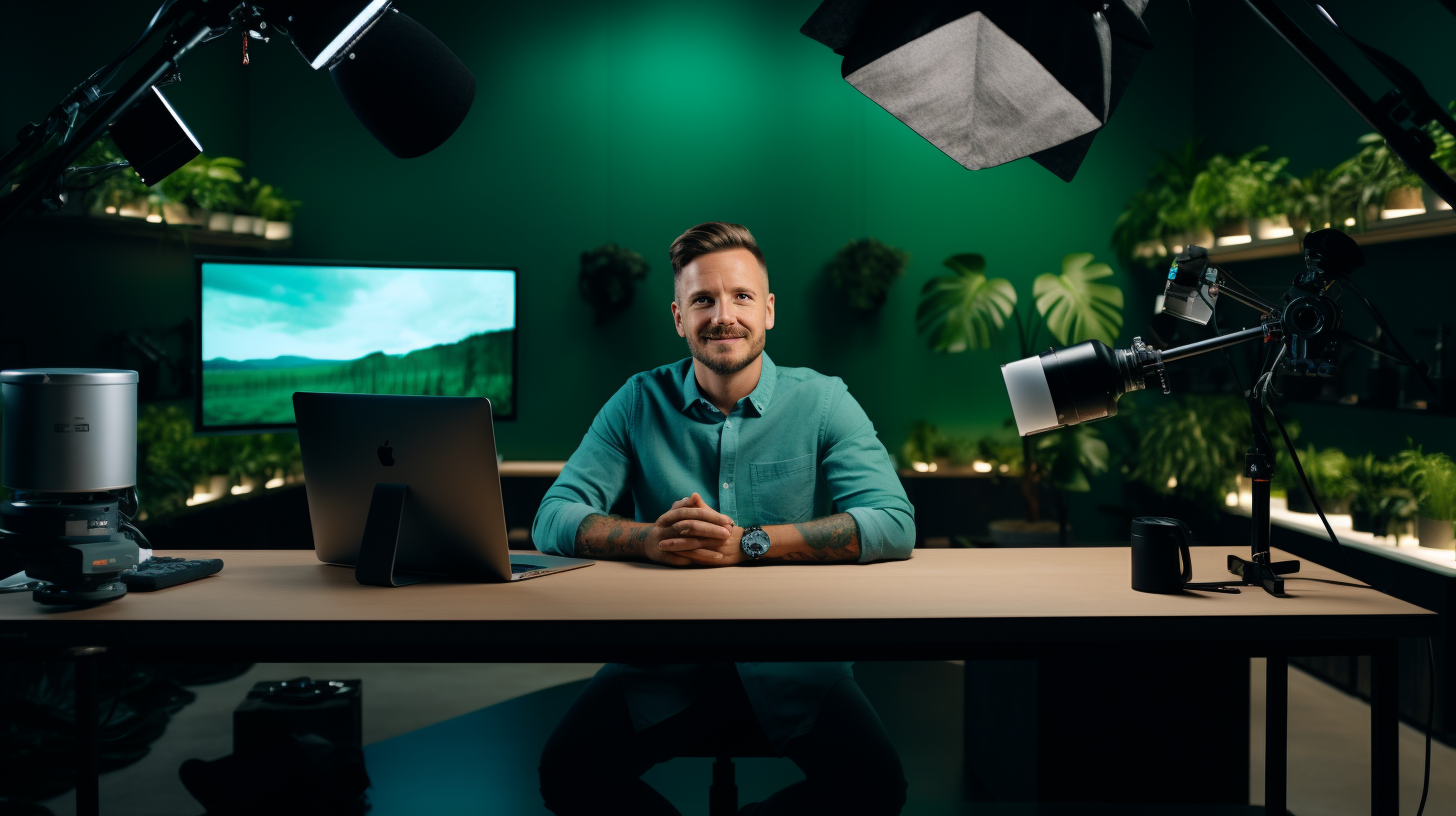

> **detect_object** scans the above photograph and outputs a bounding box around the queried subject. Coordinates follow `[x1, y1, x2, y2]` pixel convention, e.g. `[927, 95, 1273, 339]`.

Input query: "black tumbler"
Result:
[1130, 516, 1191, 593]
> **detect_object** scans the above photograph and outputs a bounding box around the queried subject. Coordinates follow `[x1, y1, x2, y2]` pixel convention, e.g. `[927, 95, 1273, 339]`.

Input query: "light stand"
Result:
[1000, 229, 1422, 597]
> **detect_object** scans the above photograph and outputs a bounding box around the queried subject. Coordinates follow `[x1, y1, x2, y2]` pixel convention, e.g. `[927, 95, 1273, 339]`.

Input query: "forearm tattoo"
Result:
[575, 513, 651, 559]
[786, 513, 860, 562]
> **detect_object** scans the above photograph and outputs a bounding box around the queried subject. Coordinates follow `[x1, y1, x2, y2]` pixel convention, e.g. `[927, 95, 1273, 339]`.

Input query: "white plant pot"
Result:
[252, 217, 267, 237]
[231, 215, 257, 234]
[264, 220, 292, 241]
[117, 200, 149, 219]
[207, 212, 235, 232]
[1252, 215, 1294, 240]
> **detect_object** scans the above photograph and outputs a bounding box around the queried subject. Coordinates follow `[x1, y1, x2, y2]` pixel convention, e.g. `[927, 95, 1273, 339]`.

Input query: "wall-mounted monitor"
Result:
[196, 257, 516, 433]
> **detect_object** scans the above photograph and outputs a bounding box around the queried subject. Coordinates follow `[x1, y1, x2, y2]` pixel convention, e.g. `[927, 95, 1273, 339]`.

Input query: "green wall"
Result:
[228, 0, 1196, 461]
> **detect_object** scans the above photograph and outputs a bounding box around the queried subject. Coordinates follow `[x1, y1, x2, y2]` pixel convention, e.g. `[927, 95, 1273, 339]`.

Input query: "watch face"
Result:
[742, 529, 770, 556]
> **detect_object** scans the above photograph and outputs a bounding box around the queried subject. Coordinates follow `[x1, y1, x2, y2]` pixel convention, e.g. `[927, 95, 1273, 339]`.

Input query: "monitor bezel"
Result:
[193, 255, 520, 435]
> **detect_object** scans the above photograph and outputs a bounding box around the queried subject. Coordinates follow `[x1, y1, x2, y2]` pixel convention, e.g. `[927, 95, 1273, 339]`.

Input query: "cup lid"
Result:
[0, 369, 139, 385]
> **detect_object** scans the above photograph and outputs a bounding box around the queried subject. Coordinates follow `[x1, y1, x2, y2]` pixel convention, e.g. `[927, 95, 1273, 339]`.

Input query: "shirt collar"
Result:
[679, 352, 777, 416]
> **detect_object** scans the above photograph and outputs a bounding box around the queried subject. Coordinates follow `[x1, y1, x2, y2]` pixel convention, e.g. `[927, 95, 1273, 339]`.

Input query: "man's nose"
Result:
[711, 301, 736, 324]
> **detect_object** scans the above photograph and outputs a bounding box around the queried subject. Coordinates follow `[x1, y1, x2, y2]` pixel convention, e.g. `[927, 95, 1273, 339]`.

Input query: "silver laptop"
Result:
[293, 392, 591, 582]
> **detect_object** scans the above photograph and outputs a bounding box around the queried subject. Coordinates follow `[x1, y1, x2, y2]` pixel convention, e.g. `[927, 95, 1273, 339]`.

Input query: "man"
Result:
[533, 222, 914, 814]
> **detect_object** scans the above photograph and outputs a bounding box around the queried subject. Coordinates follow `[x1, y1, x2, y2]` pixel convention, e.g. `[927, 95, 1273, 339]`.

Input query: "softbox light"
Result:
[801, 0, 1154, 182]
[108, 86, 202, 186]
[275, 2, 476, 159]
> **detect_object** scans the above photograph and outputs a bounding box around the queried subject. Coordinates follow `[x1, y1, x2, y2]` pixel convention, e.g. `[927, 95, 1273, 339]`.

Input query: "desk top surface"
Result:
[0, 546, 1432, 625]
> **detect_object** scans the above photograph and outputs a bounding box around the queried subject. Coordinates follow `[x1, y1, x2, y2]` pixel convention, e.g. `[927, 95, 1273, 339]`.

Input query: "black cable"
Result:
[120, 521, 151, 550]
[1342, 278, 1439, 396]
[1417, 636, 1435, 816]
[1201, 285, 1247, 396]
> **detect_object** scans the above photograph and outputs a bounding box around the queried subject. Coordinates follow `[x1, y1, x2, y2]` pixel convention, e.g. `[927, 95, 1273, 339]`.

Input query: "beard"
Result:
[686, 325, 764, 376]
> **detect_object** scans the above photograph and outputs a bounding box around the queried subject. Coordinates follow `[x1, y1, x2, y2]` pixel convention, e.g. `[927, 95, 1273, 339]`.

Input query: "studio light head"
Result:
[267, 2, 477, 158]
[1002, 337, 1165, 436]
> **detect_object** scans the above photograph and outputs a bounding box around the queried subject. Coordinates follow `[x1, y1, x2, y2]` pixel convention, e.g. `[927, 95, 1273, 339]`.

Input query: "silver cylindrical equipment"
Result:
[1, 369, 138, 492]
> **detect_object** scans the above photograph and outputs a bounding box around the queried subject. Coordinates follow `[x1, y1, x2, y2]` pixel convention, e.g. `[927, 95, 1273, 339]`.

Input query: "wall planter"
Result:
[231, 215, 259, 235]
[826, 237, 908, 312]
[264, 221, 293, 241]
[579, 243, 649, 324]
[207, 212, 235, 232]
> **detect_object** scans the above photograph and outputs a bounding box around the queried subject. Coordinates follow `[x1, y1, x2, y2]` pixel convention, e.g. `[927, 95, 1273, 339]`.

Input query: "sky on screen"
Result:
[201, 263, 515, 362]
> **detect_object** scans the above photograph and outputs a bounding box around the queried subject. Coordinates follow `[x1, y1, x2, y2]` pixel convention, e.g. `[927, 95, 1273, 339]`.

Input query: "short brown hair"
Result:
[668, 222, 768, 291]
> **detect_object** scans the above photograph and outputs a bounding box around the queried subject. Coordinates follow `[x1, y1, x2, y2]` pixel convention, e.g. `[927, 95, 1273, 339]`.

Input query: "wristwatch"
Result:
[740, 525, 770, 559]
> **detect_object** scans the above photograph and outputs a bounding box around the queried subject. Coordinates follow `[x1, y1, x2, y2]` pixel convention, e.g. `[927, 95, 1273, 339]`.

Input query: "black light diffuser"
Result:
[107, 86, 202, 186]
[801, 0, 1154, 181]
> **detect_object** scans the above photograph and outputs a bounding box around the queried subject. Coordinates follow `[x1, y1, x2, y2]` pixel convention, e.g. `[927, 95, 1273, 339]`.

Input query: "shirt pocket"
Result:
[750, 453, 817, 524]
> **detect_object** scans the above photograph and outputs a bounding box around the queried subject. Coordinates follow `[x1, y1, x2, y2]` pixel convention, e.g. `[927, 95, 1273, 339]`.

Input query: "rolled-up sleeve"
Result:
[819, 384, 916, 563]
[531, 379, 637, 557]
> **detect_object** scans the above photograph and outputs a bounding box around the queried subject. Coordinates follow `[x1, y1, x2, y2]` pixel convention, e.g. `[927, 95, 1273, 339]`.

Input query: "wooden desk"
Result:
[0, 547, 1437, 815]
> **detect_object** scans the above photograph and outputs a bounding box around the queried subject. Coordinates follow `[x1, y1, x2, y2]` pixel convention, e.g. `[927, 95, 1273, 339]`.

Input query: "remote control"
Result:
[121, 556, 224, 591]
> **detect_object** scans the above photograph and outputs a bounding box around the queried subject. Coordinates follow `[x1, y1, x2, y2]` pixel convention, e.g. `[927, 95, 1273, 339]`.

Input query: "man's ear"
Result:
[671, 300, 686, 338]
[764, 292, 775, 331]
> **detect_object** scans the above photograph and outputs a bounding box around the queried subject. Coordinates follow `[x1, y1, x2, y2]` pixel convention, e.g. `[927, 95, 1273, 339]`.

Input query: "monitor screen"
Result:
[197, 258, 516, 432]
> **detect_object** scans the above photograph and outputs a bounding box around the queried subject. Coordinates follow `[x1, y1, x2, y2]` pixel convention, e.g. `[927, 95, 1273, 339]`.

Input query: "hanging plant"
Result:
[579, 243, 650, 325]
[826, 237, 909, 311]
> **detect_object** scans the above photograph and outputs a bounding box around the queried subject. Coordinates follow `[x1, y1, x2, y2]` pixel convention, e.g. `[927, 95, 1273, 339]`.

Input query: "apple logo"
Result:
[377, 440, 395, 467]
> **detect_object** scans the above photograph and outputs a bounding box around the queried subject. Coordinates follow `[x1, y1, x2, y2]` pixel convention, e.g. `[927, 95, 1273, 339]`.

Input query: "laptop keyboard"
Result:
[511, 563, 543, 573]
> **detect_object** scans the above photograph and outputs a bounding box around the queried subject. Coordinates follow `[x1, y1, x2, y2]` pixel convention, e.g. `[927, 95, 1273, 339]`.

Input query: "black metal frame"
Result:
[192, 255, 521, 434]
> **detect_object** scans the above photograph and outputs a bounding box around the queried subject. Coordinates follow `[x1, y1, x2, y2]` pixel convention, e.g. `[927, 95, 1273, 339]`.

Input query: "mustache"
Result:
[700, 328, 750, 340]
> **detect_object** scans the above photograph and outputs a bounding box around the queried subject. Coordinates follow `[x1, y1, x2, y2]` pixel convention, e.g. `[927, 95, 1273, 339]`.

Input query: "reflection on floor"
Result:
[39, 660, 1456, 816]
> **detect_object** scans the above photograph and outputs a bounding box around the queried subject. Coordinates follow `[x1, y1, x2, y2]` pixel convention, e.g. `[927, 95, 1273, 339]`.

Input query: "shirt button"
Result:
[722, 482, 731, 489]
[724, 421, 731, 428]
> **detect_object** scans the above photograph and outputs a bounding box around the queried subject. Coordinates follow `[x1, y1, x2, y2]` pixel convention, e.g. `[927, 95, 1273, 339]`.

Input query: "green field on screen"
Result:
[202, 330, 513, 426]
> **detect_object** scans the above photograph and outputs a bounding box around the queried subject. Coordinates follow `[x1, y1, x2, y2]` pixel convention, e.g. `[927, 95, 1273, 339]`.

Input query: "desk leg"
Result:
[1266, 655, 1287, 816]
[1372, 643, 1399, 816]
[72, 649, 102, 816]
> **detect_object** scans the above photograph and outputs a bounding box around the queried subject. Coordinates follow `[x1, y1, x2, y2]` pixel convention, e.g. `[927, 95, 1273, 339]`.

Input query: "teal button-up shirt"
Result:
[532, 353, 915, 749]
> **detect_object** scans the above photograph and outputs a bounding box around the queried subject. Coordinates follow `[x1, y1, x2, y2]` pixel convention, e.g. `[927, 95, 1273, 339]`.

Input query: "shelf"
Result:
[1231, 496, 1456, 576]
[12, 213, 293, 250]
[1206, 208, 1456, 263]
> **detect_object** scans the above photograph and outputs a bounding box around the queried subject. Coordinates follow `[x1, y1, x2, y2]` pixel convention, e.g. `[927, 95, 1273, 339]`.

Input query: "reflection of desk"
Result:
[1, 548, 1435, 814]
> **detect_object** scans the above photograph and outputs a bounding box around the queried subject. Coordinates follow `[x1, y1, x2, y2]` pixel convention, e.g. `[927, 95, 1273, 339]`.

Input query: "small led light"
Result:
[265, 477, 286, 489]
[972, 460, 993, 473]
[1214, 234, 1252, 246]
[1226, 492, 1239, 507]
[1167, 476, 1178, 489]
[145, 214, 163, 223]
[912, 462, 929, 473]
[928, 462, 938, 472]
[999, 463, 1010, 473]
[105, 206, 117, 214]
[1344, 217, 1356, 227]
[1380, 208, 1425, 219]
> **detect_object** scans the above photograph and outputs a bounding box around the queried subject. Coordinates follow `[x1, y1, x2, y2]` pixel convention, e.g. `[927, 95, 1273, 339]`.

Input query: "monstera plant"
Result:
[916, 252, 1123, 541]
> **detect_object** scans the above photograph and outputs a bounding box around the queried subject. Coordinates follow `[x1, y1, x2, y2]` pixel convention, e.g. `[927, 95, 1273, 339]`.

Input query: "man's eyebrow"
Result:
[685, 285, 760, 300]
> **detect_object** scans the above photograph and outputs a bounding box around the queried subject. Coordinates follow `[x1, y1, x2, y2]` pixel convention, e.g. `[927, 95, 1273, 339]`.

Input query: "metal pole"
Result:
[1160, 326, 1269, 364]
[1371, 642, 1400, 816]
[70, 647, 107, 816]
[1265, 655, 1288, 816]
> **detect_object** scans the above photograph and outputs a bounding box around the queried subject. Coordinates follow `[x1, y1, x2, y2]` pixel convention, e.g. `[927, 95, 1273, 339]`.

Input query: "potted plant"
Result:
[825, 238, 908, 311]
[1331, 134, 1423, 230]
[1397, 445, 1456, 549]
[231, 178, 266, 236]
[917, 251, 1123, 545]
[578, 243, 650, 324]
[1111, 137, 1205, 271]
[1189, 147, 1288, 245]
[1129, 394, 1248, 518]
[252, 183, 301, 240]
[157, 154, 244, 227]
[1274, 444, 1353, 514]
[1348, 454, 1416, 538]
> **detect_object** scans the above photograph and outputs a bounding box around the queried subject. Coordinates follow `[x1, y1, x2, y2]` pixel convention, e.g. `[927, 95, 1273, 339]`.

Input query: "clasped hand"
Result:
[647, 493, 745, 567]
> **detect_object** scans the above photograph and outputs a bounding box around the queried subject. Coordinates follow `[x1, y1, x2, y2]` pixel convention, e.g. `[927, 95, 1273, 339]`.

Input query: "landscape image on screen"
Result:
[201, 262, 515, 428]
